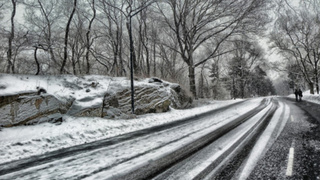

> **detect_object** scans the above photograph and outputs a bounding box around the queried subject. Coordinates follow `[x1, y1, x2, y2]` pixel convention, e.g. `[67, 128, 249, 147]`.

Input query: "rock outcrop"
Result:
[0, 92, 66, 127]
[0, 77, 193, 127]
[169, 84, 193, 109]
[113, 85, 172, 116]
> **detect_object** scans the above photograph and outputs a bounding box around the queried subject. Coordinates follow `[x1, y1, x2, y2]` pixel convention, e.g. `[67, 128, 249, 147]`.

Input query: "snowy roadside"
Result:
[0, 98, 243, 164]
[287, 91, 320, 105]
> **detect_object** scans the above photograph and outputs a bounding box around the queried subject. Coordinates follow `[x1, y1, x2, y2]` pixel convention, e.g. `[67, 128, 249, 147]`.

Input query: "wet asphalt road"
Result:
[247, 97, 320, 180]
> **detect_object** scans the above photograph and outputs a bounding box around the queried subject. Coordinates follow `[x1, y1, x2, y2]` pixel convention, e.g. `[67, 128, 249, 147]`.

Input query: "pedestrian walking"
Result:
[294, 89, 299, 101]
[298, 89, 303, 101]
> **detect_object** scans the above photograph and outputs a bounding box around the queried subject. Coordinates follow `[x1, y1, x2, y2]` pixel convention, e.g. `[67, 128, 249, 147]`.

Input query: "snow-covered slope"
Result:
[288, 90, 320, 104]
[0, 74, 141, 105]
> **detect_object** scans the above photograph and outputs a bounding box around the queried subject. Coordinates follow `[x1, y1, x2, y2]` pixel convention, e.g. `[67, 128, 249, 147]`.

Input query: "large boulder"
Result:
[75, 78, 193, 117]
[128, 86, 171, 115]
[0, 92, 64, 127]
[169, 84, 193, 109]
[101, 93, 122, 118]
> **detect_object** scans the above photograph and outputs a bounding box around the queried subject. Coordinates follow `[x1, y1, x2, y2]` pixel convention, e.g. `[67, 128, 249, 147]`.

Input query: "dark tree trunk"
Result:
[240, 80, 245, 99]
[7, 0, 16, 74]
[316, 76, 319, 94]
[71, 43, 76, 75]
[127, 19, 137, 75]
[309, 82, 315, 94]
[85, 0, 96, 75]
[315, 60, 319, 94]
[60, 0, 77, 74]
[119, 32, 124, 76]
[34, 47, 40, 75]
[232, 76, 236, 99]
[153, 40, 156, 76]
[188, 66, 197, 98]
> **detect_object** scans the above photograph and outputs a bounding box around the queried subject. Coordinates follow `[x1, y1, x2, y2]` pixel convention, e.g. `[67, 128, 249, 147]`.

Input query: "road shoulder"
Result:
[248, 98, 320, 179]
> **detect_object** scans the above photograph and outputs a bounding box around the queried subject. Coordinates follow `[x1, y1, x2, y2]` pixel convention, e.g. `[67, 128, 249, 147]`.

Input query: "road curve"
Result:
[0, 98, 277, 180]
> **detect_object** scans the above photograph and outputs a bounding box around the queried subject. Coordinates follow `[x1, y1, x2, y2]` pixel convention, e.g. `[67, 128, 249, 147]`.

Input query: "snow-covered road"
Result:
[0, 98, 242, 164]
[2, 96, 319, 179]
[0, 97, 282, 179]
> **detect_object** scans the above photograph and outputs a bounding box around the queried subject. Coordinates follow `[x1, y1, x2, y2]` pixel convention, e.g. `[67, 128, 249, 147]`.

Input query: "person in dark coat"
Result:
[294, 89, 299, 101]
[298, 89, 303, 101]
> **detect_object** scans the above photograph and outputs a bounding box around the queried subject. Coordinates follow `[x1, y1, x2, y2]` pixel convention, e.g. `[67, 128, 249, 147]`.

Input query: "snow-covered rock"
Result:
[170, 84, 193, 109]
[0, 92, 65, 127]
[69, 82, 191, 117]
[122, 85, 171, 115]
[0, 74, 193, 126]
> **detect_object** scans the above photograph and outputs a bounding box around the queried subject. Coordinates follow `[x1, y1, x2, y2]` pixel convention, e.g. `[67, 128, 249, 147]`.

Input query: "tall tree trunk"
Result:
[60, 0, 77, 74]
[71, 43, 76, 75]
[7, 0, 16, 74]
[119, 12, 125, 76]
[315, 74, 319, 95]
[112, 49, 118, 76]
[137, 22, 143, 75]
[37, 0, 58, 70]
[119, 32, 124, 76]
[316, 77, 319, 94]
[314, 55, 319, 94]
[198, 70, 204, 98]
[309, 82, 315, 94]
[188, 66, 197, 98]
[140, 10, 150, 77]
[153, 40, 156, 77]
[240, 79, 245, 99]
[232, 76, 236, 99]
[34, 47, 40, 75]
[85, 0, 96, 75]
[127, 15, 135, 114]
[127, 19, 137, 75]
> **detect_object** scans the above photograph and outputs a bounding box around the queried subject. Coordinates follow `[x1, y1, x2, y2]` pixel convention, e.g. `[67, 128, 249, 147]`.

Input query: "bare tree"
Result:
[228, 39, 264, 99]
[137, 2, 150, 76]
[97, 0, 127, 76]
[60, 0, 77, 74]
[6, 0, 16, 73]
[157, 0, 271, 98]
[85, 0, 96, 74]
[271, 1, 320, 94]
[23, 0, 63, 73]
[69, 10, 86, 75]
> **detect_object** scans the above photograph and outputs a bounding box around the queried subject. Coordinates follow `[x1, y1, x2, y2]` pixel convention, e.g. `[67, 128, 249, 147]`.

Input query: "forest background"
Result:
[0, 0, 319, 99]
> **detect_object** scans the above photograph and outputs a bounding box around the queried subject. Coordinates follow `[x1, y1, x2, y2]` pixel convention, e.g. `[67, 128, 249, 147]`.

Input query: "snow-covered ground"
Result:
[287, 90, 320, 104]
[0, 98, 243, 164]
[0, 74, 244, 164]
[1, 98, 267, 180]
[1, 73, 320, 167]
